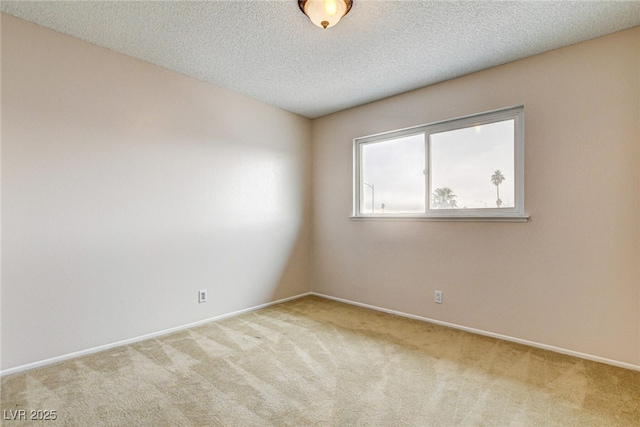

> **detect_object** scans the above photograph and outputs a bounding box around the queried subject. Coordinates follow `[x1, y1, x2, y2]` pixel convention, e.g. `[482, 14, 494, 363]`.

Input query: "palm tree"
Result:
[491, 170, 505, 207]
[431, 187, 458, 209]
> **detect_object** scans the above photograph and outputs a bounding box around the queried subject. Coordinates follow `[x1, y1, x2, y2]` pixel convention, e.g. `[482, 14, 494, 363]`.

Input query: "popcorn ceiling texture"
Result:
[1, 0, 639, 118]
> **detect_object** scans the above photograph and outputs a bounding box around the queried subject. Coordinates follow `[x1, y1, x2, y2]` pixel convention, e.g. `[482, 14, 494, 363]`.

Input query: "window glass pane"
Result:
[361, 134, 425, 214]
[429, 120, 515, 209]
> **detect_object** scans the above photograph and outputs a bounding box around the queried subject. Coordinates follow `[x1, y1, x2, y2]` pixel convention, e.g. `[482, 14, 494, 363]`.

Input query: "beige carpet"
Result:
[1, 296, 639, 426]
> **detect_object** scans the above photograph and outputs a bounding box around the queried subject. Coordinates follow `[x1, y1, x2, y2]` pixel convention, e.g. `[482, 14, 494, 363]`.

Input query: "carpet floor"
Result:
[1, 295, 639, 426]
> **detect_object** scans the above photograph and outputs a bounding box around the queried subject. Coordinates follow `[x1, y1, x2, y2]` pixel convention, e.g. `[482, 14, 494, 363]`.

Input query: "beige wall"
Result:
[312, 28, 640, 365]
[1, 14, 312, 371]
[2, 13, 639, 373]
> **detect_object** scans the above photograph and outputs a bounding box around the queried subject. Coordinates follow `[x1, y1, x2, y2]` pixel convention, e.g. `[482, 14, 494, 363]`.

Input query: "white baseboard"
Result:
[311, 292, 640, 372]
[3, 291, 638, 376]
[0, 292, 313, 377]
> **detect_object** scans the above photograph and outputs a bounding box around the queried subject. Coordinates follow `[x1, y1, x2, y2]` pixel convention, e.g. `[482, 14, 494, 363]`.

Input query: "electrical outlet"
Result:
[198, 290, 207, 303]
[434, 290, 443, 304]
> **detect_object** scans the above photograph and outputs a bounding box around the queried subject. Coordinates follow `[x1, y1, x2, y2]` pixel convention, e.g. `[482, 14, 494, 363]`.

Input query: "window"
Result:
[353, 106, 527, 221]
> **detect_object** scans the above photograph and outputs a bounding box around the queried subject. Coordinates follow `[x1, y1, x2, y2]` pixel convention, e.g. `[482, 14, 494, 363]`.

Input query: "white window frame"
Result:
[352, 106, 528, 222]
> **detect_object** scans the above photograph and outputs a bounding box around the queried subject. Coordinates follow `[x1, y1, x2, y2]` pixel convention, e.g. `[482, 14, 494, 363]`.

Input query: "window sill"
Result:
[350, 214, 529, 222]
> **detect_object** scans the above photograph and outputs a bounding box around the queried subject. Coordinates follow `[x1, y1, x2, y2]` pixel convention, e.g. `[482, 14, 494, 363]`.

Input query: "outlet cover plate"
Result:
[199, 290, 207, 303]
[435, 290, 443, 304]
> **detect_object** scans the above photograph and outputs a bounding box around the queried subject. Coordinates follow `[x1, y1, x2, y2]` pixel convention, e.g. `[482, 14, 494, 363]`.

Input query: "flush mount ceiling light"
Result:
[299, 0, 353, 29]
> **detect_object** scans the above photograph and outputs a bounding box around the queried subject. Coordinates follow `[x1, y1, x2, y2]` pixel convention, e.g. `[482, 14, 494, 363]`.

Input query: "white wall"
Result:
[1, 14, 312, 371]
[312, 28, 640, 366]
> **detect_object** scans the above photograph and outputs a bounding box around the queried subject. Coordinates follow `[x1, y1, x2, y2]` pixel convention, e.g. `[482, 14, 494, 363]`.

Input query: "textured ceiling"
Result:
[2, 1, 640, 118]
